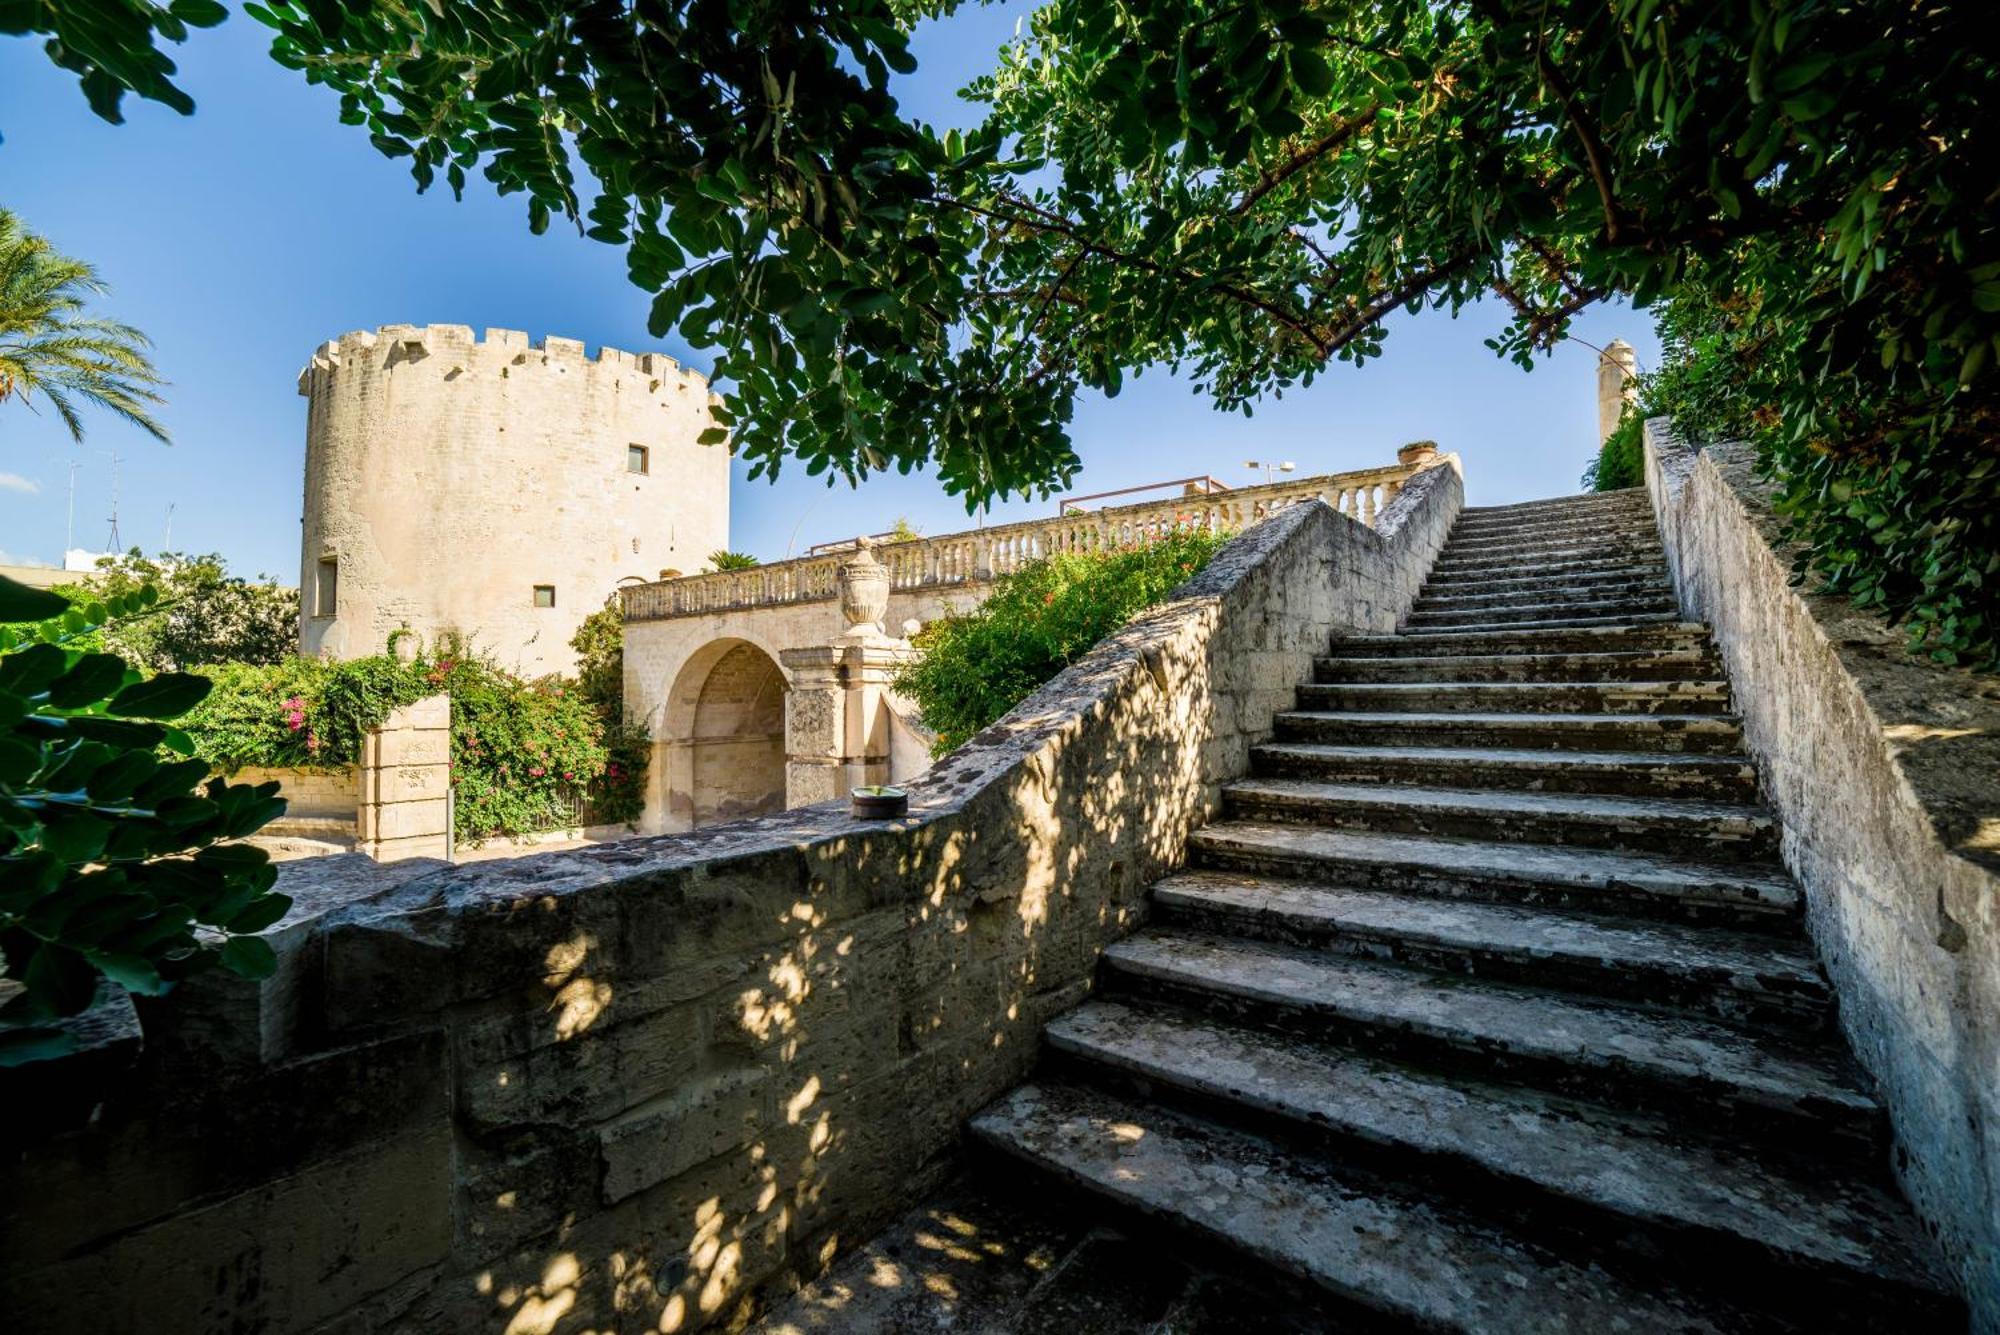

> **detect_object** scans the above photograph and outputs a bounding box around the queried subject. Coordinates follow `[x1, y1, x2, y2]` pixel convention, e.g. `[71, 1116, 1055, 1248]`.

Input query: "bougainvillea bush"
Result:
[182, 648, 645, 842]
[896, 528, 1230, 756]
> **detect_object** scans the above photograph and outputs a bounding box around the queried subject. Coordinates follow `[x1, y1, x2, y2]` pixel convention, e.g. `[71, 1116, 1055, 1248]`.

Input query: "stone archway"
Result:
[660, 638, 788, 830]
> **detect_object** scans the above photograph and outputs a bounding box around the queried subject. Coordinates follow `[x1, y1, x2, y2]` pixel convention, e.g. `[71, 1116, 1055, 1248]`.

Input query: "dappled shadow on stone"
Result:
[0, 464, 1467, 1333]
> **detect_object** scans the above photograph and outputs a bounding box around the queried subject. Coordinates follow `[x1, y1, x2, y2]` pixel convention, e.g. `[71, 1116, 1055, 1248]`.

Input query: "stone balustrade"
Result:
[622, 462, 1422, 622]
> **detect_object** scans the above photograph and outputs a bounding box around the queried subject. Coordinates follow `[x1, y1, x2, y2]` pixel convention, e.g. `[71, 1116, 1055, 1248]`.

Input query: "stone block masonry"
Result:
[1647, 423, 2000, 1327]
[297, 324, 729, 676]
[0, 460, 1464, 1333]
[235, 694, 452, 863]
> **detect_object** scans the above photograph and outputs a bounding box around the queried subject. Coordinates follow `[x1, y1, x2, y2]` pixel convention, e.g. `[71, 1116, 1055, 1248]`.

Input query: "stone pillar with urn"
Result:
[781, 538, 924, 808]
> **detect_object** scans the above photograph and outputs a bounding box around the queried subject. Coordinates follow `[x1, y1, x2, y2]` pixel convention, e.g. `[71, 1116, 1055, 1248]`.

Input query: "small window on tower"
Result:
[315, 558, 338, 617]
[533, 585, 556, 609]
[627, 444, 650, 474]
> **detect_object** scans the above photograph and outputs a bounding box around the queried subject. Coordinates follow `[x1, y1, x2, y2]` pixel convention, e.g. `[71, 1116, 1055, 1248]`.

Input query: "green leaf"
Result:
[226, 893, 293, 935]
[0, 1026, 78, 1068]
[48, 653, 129, 709]
[0, 575, 68, 624]
[168, 0, 228, 25]
[106, 672, 213, 720]
[87, 951, 169, 996]
[219, 935, 278, 980]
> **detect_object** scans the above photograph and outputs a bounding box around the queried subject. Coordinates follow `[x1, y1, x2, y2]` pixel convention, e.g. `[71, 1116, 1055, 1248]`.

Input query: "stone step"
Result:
[1333, 621, 1713, 659]
[1250, 741, 1760, 801]
[1148, 869, 1822, 1026]
[1314, 647, 1723, 683]
[1461, 488, 1649, 517]
[1188, 821, 1800, 927]
[1405, 595, 1680, 630]
[1413, 577, 1674, 613]
[1417, 568, 1672, 605]
[1098, 930, 1878, 1148]
[1221, 778, 1781, 863]
[1297, 679, 1734, 716]
[1274, 709, 1747, 755]
[1430, 550, 1665, 583]
[1448, 515, 1658, 546]
[1439, 531, 1666, 563]
[971, 1080, 1756, 1334]
[1405, 609, 1688, 634]
[1430, 542, 1666, 576]
[1040, 1003, 1958, 1326]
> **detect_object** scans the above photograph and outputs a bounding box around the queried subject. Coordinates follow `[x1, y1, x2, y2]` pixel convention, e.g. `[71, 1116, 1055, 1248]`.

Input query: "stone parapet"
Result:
[1645, 422, 1998, 1324]
[0, 457, 1463, 1333]
[622, 462, 1425, 623]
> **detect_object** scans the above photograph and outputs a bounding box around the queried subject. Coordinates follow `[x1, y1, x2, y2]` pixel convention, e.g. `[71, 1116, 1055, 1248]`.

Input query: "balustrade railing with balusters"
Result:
[621, 461, 1427, 622]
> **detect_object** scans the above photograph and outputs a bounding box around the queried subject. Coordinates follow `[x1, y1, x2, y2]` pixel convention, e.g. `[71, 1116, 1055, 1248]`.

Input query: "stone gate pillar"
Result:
[780, 539, 920, 808]
[356, 692, 452, 861]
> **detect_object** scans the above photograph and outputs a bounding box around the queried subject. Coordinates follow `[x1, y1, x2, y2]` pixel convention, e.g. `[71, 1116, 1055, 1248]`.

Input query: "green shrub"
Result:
[0, 575, 288, 1063]
[1642, 271, 2000, 670]
[1582, 408, 1647, 493]
[568, 606, 649, 826]
[896, 529, 1230, 756]
[181, 648, 629, 843]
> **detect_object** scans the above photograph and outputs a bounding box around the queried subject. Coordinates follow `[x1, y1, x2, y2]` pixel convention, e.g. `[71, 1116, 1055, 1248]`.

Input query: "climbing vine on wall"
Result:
[183, 648, 638, 841]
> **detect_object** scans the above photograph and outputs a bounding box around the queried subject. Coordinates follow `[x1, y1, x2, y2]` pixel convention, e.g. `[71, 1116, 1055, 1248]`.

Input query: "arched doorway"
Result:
[661, 638, 788, 830]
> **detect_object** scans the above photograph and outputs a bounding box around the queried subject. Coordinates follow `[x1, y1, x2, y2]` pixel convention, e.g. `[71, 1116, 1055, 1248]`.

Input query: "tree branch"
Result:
[1233, 103, 1382, 216]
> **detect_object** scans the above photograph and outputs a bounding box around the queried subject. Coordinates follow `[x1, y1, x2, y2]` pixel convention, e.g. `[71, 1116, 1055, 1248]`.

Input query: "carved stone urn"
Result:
[838, 536, 891, 639]
[1397, 440, 1440, 467]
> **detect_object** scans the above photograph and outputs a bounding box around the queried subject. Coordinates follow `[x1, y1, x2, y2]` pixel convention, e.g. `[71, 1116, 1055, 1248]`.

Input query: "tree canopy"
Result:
[8, 0, 1996, 657]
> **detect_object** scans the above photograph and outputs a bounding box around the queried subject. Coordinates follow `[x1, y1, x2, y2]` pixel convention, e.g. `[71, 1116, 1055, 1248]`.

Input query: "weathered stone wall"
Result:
[237, 764, 360, 821]
[0, 460, 1462, 1334]
[1645, 425, 1999, 1323]
[234, 695, 452, 863]
[298, 325, 729, 676]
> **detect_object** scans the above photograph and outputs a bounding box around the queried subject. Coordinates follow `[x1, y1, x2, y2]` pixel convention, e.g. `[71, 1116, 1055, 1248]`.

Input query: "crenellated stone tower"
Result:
[297, 324, 728, 675]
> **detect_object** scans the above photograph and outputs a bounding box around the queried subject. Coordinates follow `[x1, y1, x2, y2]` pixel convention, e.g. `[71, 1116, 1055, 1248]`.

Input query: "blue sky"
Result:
[0, 5, 1657, 579]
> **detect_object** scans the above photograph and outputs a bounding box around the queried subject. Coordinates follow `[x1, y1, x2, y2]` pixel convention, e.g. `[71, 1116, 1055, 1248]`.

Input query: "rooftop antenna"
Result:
[64, 458, 81, 553]
[102, 451, 123, 552]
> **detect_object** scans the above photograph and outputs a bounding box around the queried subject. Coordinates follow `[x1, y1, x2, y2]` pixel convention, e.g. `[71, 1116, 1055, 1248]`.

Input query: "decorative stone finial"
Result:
[838, 536, 891, 640]
[1397, 440, 1440, 466]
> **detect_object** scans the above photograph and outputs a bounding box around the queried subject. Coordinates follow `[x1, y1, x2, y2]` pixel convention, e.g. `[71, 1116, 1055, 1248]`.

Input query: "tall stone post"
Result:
[781, 540, 920, 808]
[779, 646, 845, 807]
[356, 692, 452, 861]
[1597, 338, 1639, 443]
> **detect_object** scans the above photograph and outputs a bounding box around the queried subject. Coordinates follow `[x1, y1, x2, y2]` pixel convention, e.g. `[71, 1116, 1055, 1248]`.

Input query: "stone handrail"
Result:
[622, 462, 1421, 622]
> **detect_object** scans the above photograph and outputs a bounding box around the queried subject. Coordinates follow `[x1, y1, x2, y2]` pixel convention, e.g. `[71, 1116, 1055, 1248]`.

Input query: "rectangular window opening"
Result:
[627, 444, 650, 475]
[533, 584, 556, 609]
[315, 557, 338, 617]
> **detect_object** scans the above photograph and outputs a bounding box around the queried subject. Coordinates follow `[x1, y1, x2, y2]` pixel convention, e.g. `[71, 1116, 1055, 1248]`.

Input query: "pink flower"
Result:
[529, 765, 545, 777]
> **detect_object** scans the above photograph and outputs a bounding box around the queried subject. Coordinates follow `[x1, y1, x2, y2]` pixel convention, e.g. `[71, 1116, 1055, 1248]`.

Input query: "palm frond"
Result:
[0, 209, 167, 444]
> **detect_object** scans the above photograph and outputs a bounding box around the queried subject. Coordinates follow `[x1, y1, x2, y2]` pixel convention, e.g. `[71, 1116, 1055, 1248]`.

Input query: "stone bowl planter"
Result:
[850, 786, 908, 819]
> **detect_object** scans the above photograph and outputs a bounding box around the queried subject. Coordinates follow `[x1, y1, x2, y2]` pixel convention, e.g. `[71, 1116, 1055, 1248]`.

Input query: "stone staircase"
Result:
[971, 489, 1964, 1331]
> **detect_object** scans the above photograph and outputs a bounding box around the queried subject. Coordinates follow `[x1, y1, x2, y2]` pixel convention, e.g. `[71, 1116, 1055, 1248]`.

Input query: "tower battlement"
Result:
[295, 321, 729, 676]
[296, 324, 713, 399]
